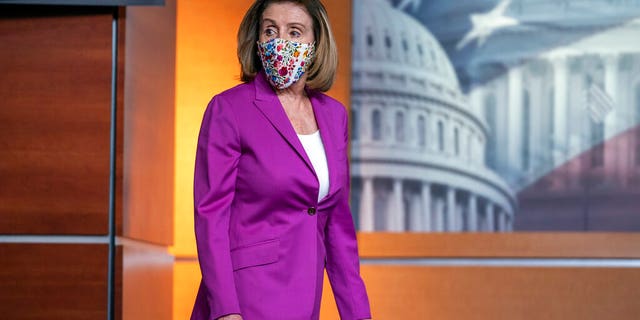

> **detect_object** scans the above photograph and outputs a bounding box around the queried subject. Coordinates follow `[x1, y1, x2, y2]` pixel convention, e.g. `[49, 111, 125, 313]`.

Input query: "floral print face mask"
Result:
[257, 38, 315, 89]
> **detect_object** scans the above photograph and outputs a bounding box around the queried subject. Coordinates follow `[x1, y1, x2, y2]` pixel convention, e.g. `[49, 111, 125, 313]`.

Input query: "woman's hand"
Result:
[217, 314, 242, 320]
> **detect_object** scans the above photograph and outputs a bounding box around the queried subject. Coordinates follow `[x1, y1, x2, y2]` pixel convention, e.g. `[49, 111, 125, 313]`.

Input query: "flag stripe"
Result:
[591, 86, 614, 111]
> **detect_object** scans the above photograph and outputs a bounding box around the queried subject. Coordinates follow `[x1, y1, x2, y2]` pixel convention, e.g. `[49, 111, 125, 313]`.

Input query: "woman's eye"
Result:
[291, 30, 301, 37]
[265, 28, 276, 36]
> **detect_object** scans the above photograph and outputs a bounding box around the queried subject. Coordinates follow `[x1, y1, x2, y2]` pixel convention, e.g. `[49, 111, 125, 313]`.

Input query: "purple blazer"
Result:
[190, 71, 372, 320]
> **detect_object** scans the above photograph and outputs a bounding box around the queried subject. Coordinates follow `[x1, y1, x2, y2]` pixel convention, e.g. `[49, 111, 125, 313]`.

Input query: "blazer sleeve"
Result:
[193, 95, 242, 319]
[324, 106, 372, 320]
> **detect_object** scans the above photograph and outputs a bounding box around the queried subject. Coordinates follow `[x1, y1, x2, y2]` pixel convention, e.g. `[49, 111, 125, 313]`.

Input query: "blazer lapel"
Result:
[253, 72, 316, 175]
[253, 71, 340, 202]
[309, 92, 339, 202]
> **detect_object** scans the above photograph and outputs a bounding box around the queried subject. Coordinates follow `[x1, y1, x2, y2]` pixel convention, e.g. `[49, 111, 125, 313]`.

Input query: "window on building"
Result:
[366, 28, 374, 59]
[401, 38, 409, 62]
[430, 47, 437, 70]
[454, 127, 460, 156]
[484, 94, 497, 169]
[350, 109, 358, 141]
[384, 32, 392, 59]
[417, 115, 426, 147]
[522, 91, 531, 170]
[437, 120, 445, 152]
[372, 109, 382, 141]
[395, 111, 405, 142]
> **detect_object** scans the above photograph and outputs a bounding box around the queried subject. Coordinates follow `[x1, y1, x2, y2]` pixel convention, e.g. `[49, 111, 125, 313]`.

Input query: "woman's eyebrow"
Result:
[261, 18, 277, 26]
[288, 22, 306, 30]
[261, 18, 307, 30]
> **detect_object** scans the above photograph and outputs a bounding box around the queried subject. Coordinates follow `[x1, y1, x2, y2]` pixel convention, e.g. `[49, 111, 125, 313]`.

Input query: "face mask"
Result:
[257, 38, 315, 89]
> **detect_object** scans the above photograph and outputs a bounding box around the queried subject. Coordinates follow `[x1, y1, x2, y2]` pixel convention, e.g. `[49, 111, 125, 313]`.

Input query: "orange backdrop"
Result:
[171, 1, 640, 320]
[172, 1, 351, 319]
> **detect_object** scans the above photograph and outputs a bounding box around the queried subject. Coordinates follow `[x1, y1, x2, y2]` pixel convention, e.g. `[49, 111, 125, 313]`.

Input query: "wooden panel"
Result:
[0, 6, 114, 235]
[0, 243, 108, 320]
[358, 232, 640, 258]
[115, 245, 124, 320]
[121, 0, 175, 245]
[120, 242, 173, 320]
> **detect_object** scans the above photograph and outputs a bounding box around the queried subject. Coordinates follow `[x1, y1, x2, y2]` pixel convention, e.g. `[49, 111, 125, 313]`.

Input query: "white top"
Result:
[297, 130, 330, 202]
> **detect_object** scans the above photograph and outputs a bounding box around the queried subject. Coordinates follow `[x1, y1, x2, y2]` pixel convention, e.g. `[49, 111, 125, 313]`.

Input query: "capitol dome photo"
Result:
[349, 0, 516, 232]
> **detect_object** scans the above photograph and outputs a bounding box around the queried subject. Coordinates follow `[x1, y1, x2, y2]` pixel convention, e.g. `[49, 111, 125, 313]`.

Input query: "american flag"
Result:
[386, 0, 640, 231]
[393, 0, 640, 90]
[584, 83, 615, 123]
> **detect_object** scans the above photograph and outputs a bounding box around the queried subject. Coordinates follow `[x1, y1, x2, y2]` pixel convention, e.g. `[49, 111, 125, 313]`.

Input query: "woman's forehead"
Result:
[261, 2, 313, 27]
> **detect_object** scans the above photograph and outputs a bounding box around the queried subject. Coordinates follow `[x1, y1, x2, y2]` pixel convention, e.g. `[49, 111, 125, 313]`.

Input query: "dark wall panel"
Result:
[0, 3, 176, 320]
[0, 7, 114, 235]
[120, 243, 173, 320]
[0, 244, 109, 320]
[121, 0, 175, 245]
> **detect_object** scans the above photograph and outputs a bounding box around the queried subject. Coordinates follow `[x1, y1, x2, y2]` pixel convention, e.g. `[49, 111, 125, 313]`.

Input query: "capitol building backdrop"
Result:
[349, 0, 640, 233]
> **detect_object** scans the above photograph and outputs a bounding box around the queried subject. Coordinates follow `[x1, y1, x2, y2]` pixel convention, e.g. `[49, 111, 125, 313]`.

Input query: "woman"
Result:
[190, 1, 372, 319]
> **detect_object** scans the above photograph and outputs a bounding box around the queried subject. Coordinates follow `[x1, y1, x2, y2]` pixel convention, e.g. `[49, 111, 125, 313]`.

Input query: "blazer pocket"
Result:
[230, 238, 280, 271]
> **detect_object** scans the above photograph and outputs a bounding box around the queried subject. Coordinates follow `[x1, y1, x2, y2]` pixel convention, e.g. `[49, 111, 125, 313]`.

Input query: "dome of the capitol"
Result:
[349, 0, 516, 233]
[352, 0, 464, 107]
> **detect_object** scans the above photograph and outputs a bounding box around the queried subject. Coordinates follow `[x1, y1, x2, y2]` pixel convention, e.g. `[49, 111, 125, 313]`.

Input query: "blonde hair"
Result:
[237, 0, 338, 92]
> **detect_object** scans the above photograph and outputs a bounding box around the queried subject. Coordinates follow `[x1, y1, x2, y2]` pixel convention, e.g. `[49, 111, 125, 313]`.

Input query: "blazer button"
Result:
[307, 207, 316, 215]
